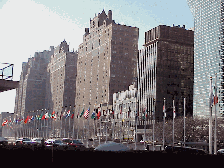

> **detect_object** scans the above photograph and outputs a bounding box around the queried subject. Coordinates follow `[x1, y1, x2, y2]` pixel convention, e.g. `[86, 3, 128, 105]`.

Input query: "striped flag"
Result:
[163, 101, 166, 118]
[84, 108, 89, 119]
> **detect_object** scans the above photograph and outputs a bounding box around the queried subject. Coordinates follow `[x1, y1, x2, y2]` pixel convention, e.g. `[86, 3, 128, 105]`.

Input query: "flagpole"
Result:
[135, 101, 138, 150]
[144, 106, 146, 148]
[214, 73, 217, 154]
[77, 105, 80, 139]
[87, 106, 90, 148]
[99, 103, 102, 145]
[173, 99, 175, 147]
[209, 76, 213, 154]
[163, 98, 165, 150]
[184, 97, 186, 147]
[68, 106, 71, 138]
[72, 106, 75, 139]
[153, 98, 155, 151]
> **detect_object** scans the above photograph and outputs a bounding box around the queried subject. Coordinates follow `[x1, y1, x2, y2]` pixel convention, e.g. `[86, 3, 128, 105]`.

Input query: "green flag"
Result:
[80, 109, 84, 117]
[91, 112, 95, 119]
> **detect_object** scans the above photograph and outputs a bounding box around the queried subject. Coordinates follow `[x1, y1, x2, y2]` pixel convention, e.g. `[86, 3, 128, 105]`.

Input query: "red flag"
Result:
[2, 119, 8, 126]
[97, 111, 101, 119]
[214, 96, 218, 105]
[41, 114, 45, 120]
[71, 113, 74, 119]
[120, 106, 122, 114]
[24, 116, 29, 124]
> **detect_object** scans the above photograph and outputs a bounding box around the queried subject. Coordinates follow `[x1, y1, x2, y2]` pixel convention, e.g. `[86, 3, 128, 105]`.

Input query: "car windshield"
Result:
[72, 140, 82, 144]
[54, 140, 62, 143]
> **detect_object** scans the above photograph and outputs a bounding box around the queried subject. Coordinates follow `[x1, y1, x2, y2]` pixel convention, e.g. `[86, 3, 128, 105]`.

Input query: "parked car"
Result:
[62, 138, 71, 145]
[68, 139, 86, 149]
[45, 139, 55, 146]
[53, 139, 67, 147]
[31, 138, 42, 145]
[0, 137, 8, 145]
[16, 138, 32, 145]
[165, 145, 207, 155]
[217, 149, 224, 155]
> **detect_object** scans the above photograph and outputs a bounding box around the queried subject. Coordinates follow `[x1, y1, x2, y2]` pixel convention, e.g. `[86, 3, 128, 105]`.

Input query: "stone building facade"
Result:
[75, 10, 139, 114]
[137, 25, 194, 123]
[46, 40, 78, 113]
[14, 47, 54, 118]
[113, 84, 137, 140]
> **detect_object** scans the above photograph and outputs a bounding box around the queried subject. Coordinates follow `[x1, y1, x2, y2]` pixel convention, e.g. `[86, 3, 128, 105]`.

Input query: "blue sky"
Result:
[0, 0, 193, 114]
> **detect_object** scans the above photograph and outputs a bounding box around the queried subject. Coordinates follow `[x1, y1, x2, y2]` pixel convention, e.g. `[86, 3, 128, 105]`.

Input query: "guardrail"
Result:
[0, 63, 14, 80]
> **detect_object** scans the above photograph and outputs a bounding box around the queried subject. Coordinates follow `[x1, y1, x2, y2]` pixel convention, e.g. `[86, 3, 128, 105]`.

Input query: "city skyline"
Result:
[0, 0, 193, 113]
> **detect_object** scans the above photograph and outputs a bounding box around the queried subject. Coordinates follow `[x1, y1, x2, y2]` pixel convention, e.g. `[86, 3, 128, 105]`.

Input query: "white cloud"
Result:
[0, 0, 84, 113]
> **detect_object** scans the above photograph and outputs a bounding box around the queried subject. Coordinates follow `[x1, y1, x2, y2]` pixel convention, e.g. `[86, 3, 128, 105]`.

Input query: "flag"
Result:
[45, 112, 49, 120]
[91, 111, 95, 119]
[97, 110, 101, 119]
[71, 112, 74, 119]
[41, 113, 46, 120]
[112, 108, 114, 119]
[66, 110, 71, 118]
[84, 108, 89, 119]
[214, 85, 218, 105]
[173, 102, 176, 119]
[51, 111, 55, 119]
[24, 116, 29, 124]
[163, 104, 166, 118]
[2, 119, 8, 126]
[80, 109, 84, 117]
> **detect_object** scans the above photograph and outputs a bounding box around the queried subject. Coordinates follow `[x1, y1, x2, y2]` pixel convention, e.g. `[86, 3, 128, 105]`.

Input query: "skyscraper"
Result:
[187, 0, 224, 117]
[138, 25, 194, 123]
[46, 40, 78, 112]
[14, 47, 54, 118]
[75, 10, 139, 112]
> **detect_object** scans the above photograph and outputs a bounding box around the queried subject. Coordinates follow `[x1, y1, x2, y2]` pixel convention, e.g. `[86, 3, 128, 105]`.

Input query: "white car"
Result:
[45, 139, 55, 146]
[31, 138, 42, 145]
[217, 149, 224, 155]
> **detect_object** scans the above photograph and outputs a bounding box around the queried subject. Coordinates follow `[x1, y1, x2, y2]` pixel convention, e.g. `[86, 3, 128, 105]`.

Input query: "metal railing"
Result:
[0, 63, 14, 80]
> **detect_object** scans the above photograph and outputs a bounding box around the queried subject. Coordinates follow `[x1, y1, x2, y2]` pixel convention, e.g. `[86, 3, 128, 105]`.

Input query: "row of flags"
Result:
[1, 107, 115, 127]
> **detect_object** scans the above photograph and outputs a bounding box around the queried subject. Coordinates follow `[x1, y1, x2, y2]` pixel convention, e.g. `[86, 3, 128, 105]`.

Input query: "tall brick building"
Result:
[75, 10, 139, 113]
[46, 40, 78, 112]
[138, 25, 194, 123]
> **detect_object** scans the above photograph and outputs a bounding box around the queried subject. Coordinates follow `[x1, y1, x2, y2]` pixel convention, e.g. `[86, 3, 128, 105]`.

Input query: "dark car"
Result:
[16, 137, 32, 145]
[53, 140, 67, 147]
[62, 138, 71, 145]
[0, 137, 8, 145]
[165, 146, 206, 155]
[68, 139, 86, 149]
